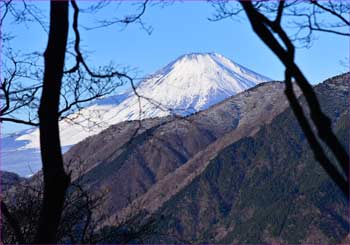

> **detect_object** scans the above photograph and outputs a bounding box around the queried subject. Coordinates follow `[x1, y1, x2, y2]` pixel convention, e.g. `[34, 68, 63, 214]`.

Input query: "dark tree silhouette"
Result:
[1, 173, 161, 244]
[1, 201, 24, 244]
[34, 1, 70, 243]
[0, 1, 136, 127]
[240, 0, 349, 197]
[0, 1, 155, 243]
[210, 0, 349, 197]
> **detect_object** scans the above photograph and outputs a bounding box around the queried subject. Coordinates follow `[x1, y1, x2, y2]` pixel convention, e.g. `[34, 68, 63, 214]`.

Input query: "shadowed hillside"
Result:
[152, 73, 349, 243]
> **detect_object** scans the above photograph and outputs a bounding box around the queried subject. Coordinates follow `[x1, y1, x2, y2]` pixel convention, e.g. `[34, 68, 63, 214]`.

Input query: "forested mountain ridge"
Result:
[4, 73, 349, 244]
[152, 72, 349, 243]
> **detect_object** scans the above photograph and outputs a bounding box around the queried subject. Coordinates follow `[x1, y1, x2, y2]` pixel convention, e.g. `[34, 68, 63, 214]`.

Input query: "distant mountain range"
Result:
[63, 72, 349, 243]
[4, 71, 349, 243]
[2, 52, 270, 176]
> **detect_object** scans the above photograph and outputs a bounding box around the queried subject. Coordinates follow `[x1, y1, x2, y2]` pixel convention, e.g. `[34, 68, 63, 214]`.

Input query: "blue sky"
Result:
[2, 1, 349, 134]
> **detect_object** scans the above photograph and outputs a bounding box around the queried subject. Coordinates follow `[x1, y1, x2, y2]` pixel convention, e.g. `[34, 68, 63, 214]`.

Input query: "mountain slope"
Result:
[63, 80, 291, 228]
[2, 53, 270, 176]
[1, 171, 25, 191]
[150, 73, 349, 244]
[6, 73, 348, 243]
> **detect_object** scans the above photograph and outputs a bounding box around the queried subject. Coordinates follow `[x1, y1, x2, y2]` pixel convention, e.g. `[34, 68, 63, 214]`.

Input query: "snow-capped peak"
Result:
[134, 52, 270, 114]
[2, 52, 271, 176]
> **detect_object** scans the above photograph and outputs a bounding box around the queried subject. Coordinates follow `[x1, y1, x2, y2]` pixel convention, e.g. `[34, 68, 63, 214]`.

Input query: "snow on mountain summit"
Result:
[137, 52, 270, 114]
[2, 52, 271, 175]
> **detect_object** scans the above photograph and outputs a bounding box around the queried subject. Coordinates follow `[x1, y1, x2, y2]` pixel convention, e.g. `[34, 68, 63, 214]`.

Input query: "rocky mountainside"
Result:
[2, 53, 270, 176]
[63, 73, 349, 243]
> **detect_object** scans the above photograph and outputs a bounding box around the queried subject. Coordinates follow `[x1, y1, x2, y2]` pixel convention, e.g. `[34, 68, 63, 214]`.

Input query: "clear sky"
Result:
[2, 1, 349, 134]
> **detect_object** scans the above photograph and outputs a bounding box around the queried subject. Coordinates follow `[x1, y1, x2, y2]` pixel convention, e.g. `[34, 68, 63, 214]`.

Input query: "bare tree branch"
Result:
[275, 0, 285, 25]
[239, 0, 349, 196]
[284, 70, 348, 195]
[310, 0, 349, 26]
[82, 0, 153, 34]
[1, 201, 24, 244]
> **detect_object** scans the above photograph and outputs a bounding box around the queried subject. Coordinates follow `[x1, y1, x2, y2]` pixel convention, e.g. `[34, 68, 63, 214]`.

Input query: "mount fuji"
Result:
[2, 52, 271, 176]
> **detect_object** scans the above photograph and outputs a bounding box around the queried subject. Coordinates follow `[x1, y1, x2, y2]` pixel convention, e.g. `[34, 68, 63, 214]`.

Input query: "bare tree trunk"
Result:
[34, 1, 70, 243]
